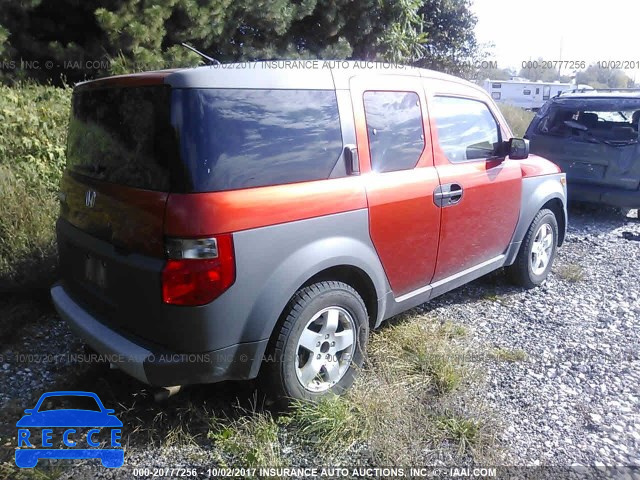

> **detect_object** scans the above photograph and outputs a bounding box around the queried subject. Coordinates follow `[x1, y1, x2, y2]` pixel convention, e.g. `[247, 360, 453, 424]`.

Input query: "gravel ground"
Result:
[423, 206, 640, 467]
[0, 205, 638, 475]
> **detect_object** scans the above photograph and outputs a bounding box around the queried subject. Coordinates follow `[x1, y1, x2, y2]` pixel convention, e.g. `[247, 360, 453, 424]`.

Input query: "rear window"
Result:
[67, 86, 177, 191]
[533, 99, 640, 145]
[172, 89, 344, 192]
[67, 86, 344, 193]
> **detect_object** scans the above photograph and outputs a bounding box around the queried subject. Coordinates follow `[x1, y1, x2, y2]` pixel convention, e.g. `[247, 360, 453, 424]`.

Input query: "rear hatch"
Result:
[58, 79, 181, 344]
[526, 97, 640, 190]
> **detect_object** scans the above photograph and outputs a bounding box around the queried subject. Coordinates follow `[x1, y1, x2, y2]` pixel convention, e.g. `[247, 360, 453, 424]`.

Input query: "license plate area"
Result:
[84, 254, 107, 290]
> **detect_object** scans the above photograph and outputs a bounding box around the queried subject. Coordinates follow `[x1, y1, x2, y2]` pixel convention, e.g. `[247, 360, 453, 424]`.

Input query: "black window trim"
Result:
[431, 94, 505, 165]
[362, 89, 427, 173]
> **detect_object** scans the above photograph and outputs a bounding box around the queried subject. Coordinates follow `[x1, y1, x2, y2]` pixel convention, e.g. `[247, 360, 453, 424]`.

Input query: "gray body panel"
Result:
[53, 209, 392, 385]
[504, 172, 568, 265]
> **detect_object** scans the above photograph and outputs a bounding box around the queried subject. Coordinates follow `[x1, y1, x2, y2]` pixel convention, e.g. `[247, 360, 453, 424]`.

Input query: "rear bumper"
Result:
[51, 283, 267, 386]
[568, 182, 640, 208]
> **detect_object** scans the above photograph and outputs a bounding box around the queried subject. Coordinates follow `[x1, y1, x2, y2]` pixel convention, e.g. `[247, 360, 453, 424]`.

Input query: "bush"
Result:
[497, 103, 535, 137]
[0, 83, 71, 290]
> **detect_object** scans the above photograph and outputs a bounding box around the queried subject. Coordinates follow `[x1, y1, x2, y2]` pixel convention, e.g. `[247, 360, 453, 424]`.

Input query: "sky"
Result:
[471, 0, 640, 80]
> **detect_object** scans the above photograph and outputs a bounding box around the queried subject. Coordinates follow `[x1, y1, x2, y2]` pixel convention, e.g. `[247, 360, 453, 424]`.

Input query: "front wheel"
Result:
[263, 281, 369, 403]
[508, 208, 558, 288]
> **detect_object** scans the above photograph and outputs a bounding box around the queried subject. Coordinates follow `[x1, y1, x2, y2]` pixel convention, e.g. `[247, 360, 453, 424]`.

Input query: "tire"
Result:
[508, 208, 559, 289]
[262, 281, 369, 403]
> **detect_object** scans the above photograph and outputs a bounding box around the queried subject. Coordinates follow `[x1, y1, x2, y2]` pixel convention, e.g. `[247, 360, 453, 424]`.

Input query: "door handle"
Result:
[434, 183, 464, 207]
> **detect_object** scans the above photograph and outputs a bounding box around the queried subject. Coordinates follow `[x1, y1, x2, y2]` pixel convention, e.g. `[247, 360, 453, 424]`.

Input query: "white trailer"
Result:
[482, 79, 583, 110]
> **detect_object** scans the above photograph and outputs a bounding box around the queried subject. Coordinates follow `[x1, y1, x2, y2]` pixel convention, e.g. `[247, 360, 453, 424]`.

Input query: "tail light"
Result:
[162, 234, 235, 306]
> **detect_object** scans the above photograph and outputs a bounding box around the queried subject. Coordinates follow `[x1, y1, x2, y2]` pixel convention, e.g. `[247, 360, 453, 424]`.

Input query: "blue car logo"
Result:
[16, 391, 123, 468]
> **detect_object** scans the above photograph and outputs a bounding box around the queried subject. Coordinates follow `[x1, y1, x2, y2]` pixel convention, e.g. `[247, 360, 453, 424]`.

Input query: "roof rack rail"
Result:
[562, 87, 640, 94]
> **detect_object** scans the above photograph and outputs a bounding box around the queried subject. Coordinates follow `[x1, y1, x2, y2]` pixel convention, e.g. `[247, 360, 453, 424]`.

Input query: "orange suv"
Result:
[51, 62, 567, 401]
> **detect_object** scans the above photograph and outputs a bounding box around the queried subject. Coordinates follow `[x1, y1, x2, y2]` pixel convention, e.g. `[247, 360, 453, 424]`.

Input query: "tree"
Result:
[576, 64, 634, 89]
[0, 24, 8, 56]
[0, 0, 483, 83]
[518, 57, 572, 82]
[474, 66, 514, 82]
[413, 0, 480, 76]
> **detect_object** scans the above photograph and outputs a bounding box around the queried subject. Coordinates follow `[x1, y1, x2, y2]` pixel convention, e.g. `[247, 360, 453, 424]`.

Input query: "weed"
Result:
[209, 411, 282, 469]
[436, 414, 482, 456]
[555, 264, 585, 283]
[491, 348, 527, 362]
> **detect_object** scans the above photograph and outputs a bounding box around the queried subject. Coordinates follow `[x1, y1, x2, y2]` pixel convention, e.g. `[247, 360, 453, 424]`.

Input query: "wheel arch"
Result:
[240, 236, 389, 347]
[505, 174, 567, 265]
[541, 197, 566, 246]
[301, 265, 379, 329]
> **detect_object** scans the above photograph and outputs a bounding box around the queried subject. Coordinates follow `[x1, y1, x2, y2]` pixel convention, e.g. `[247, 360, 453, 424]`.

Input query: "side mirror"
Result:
[24, 409, 34, 415]
[508, 137, 529, 160]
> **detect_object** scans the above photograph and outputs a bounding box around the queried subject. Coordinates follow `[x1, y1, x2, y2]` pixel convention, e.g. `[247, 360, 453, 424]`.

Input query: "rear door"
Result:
[58, 83, 178, 334]
[350, 75, 441, 296]
[62, 83, 178, 256]
[426, 86, 522, 281]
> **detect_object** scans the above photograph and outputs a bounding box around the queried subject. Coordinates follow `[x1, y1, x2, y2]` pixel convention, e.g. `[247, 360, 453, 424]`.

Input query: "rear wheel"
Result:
[508, 208, 558, 288]
[263, 281, 369, 402]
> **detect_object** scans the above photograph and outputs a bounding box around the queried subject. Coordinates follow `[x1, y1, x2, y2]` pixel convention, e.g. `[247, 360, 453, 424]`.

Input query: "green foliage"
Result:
[369, 0, 428, 63]
[0, 84, 71, 191]
[518, 58, 634, 89]
[475, 67, 514, 82]
[0, 24, 8, 56]
[576, 64, 634, 89]
[414, 0, 480, 76]
[1, 0, 481, 83]
[0, 83, 71, 289]
[289, 395, 370, 455]
[436, 414, 482, 455]
[209, 412, 282, 469]
[497, 103, 535, 137]
[491, 348, 527, 362]
[518, 57, 571, 83]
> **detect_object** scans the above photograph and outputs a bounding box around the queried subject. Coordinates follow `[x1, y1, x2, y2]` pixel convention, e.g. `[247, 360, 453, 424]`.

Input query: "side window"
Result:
[172, 89, 345, 192]
[431, 96, 501, 163]
[363, 91, 424, 173]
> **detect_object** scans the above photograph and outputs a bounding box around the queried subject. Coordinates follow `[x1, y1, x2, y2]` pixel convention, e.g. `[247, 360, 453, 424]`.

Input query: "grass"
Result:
[0, 83, 71, 291]
[436, 415, 483, 456]
[289, 394, 368, 455]
[497, 103, 535, 137]
[248, 315, 496, 465]
[491, 347, 527, 363]
[0, 166, 59, 290]
[196, 314, 498, 466]
[209, 410, 283, 469]
[0, 463, 67, 480]
[367, 319, 468, 393]
[554, 263, 585, 283]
